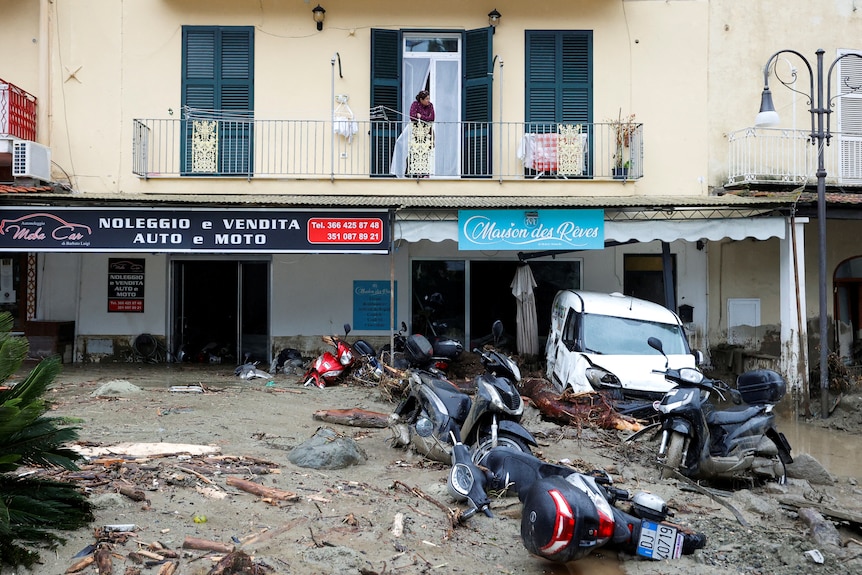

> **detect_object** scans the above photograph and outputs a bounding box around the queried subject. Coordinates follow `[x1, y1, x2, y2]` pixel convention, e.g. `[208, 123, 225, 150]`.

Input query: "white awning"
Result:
[605, 217, 786, 243]
[395, 217, 787, 244]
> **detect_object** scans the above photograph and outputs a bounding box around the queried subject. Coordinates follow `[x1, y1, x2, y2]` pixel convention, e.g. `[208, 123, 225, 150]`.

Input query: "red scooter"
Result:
[301, 323, 355, 389]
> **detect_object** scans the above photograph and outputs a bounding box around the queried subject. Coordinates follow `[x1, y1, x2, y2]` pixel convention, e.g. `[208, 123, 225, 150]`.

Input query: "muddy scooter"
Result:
[301, 323, 356, 389]
[388, 332, 536, 463]
[646, 336, 793, 483]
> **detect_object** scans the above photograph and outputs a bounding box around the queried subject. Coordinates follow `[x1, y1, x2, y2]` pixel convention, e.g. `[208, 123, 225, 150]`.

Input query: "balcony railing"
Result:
[0, 79, 38, 142]
[727, 127, 862, 187]
[132, 116, 644, 181]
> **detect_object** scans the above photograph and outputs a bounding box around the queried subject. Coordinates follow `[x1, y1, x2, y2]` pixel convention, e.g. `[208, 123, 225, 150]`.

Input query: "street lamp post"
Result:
[754, 49, 862, 418]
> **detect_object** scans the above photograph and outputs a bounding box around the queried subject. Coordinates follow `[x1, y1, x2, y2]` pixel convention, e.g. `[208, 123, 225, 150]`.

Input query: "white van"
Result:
[545, 290, 700, 400]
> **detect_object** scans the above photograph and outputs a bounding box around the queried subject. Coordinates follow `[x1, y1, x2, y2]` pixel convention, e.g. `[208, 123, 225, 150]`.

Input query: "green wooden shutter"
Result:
[219, 28, 254, 175]
[526, 30, 592, 125]
[181, 26, 254, 175]
[526, 30, 592, 177]
[463, 27, 493, 177]
[370, 29, 401, 177]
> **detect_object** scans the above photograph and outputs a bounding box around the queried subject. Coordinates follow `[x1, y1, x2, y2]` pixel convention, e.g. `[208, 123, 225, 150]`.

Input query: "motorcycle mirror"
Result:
[647, 337, 664, 354]
[730, 388, 743, 405]
[401, 321, 407, 331]
[343, 323, 352, 336]
[415, 417, 434, 438]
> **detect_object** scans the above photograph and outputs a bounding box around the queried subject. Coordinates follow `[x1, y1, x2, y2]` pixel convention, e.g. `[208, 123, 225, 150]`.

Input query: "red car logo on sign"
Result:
[0, 212, 92, 242]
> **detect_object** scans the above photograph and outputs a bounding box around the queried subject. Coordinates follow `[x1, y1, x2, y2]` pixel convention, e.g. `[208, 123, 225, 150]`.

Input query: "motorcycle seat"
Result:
[707, 404, 764, 426]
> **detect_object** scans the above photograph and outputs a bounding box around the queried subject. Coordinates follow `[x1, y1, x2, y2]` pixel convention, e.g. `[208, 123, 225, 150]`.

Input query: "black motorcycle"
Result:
[379, 322, 457, 373]
[388, 342, 536, 463]
[644, 336, 793, 483]
[448, 444, 707, 563]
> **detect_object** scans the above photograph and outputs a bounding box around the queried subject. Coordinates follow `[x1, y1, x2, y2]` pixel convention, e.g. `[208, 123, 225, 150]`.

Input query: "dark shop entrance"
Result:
[171, 259, 269, 364]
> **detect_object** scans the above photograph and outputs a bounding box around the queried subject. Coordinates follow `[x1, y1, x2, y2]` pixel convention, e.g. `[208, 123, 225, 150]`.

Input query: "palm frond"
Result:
[0, 336, 28, 385]
[0, 312, 95, 569]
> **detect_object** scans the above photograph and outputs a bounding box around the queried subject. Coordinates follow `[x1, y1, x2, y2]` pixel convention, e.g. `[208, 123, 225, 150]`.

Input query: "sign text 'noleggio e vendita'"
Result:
[458, 209, 605, 251]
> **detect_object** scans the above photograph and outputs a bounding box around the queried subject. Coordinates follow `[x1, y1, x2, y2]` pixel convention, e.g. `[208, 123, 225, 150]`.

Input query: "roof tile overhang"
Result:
[0, 191, 796, 213]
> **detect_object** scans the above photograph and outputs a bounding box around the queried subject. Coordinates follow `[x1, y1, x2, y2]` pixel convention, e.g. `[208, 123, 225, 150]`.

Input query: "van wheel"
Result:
[471, 432, 530, 466]
[661, 432, 685, 479]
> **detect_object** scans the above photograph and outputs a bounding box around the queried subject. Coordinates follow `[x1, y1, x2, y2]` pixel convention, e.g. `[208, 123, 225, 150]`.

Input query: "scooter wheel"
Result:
[661, 432, 686, 479]
[471, 432, 530, 466]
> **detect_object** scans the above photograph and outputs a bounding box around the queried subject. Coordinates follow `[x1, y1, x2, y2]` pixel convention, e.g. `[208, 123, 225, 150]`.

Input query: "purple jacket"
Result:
[410, 100, 435, 123]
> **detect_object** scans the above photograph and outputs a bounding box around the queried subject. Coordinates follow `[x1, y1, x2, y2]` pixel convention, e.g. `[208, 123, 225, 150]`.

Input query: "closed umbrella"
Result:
[511, 264, 539, 357]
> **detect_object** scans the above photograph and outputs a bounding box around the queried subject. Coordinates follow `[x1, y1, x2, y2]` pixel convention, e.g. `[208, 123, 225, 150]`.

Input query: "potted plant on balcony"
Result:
[608, 111, 636, 179]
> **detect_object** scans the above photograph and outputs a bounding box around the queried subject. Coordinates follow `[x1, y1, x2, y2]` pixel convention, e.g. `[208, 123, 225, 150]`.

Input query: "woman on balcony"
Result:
[408, 91, 435, 178]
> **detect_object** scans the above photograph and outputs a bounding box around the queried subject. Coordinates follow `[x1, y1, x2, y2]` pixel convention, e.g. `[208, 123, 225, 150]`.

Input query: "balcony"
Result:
[727, 127, 862, 187]
[131, 114, 644, 181]
[0, 79, 37, 141]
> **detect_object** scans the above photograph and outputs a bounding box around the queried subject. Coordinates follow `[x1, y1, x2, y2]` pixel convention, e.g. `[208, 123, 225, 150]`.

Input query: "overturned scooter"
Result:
[389, 339, 536, 463]
[448, 443, 707, 563]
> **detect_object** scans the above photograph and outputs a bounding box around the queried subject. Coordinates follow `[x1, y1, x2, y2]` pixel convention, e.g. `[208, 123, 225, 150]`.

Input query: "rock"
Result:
[786, 453, 834, 485]
[90, 380, 143, 396]
[287, 427, 367, 469]
[733, 489, 780, 518]
[798, 507, 843, 548]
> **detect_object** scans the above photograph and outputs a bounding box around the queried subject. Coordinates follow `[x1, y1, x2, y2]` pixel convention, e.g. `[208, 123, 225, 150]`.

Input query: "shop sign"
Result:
[0, 208, 390, 253]
[458, 209, 604, 251]
[108, 258, 145, 313]
[353, 280, 397, 331]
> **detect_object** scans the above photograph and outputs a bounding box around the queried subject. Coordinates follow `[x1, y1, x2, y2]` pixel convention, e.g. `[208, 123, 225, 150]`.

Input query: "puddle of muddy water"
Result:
[777, 413, 862, 478]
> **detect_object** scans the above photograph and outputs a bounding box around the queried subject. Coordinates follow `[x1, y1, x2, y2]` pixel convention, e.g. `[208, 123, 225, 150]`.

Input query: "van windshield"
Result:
[582, 313, 688, 356]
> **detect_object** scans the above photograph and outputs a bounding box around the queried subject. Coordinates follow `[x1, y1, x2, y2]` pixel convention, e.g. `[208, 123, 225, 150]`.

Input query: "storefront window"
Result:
[411, 260, 465, 343]
[412, 259, 581, 350]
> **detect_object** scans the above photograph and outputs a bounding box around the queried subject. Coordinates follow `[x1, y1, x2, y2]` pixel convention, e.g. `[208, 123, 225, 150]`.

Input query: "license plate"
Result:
[636, 520, 683, 560]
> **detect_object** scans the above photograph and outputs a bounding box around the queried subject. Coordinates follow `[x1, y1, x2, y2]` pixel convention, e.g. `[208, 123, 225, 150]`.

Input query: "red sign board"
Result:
[307, 217, 385, 244]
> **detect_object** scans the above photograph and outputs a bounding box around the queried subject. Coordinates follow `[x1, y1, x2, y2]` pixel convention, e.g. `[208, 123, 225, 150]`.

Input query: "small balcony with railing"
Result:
[131, 110, 644, 182]
[1, 78, 51, 183]
[726, 127, 862, 188]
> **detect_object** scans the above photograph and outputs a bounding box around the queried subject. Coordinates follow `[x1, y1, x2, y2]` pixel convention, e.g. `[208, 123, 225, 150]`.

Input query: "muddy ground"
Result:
[11, 360, 862, 575]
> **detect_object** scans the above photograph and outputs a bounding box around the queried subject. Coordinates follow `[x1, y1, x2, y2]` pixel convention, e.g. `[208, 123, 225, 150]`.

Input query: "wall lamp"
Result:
[312, 4, 326, 31]
[488, 9, 502, 27]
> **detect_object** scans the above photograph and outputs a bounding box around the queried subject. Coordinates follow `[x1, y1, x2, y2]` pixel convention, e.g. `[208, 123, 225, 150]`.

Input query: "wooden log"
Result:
[156, 561, 177, 575]
[65, 555, 95, 573]
[115, 485, 148, 502]
[238, 517, 306, 547]
[312, 408, 390, 428]
[181, 536, 235, 554]
[519, 377, 643, 432]
[225, 476, 299, 501]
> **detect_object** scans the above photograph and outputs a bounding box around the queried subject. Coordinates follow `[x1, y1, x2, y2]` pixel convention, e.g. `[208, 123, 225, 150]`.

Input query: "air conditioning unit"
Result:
[12, 140, 51, 181]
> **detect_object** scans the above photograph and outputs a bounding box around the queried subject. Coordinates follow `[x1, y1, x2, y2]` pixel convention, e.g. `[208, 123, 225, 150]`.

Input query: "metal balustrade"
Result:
[0, 79, 38, 141]
[727, 126, 862, 187]
[132, 117, 644, 181]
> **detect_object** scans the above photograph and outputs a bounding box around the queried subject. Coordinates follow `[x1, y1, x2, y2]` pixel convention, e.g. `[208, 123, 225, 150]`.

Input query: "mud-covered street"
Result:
[16, 362, 862, 575]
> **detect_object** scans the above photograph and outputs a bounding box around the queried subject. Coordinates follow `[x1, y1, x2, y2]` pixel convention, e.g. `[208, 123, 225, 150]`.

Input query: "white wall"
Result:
[74, 253, 168, 336]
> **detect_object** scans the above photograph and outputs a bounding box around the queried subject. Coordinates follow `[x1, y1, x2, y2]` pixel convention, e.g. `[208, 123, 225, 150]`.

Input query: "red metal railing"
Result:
[0, 79, 38, 141]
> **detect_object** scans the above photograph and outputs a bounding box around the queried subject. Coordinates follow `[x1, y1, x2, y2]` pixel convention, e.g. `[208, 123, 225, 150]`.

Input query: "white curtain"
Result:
[390, 57, 459, 177]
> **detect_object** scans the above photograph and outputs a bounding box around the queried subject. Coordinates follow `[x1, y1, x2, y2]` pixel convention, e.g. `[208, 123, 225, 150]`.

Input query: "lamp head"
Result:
[312, 4, 326, 31]
[488, 8, 502, 27]
[754, 87, 781, 127]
